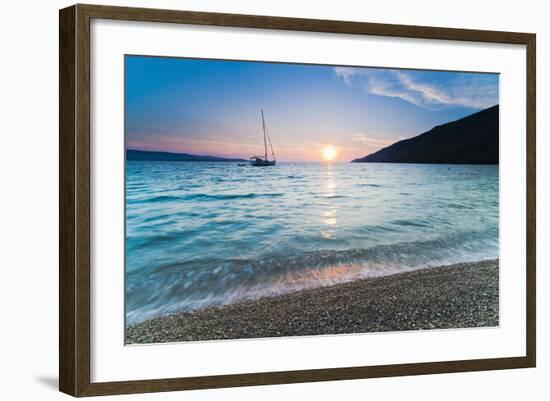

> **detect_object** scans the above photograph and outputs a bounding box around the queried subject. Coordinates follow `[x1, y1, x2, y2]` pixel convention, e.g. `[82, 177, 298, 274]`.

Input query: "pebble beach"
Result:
[126, 259, 499, 344]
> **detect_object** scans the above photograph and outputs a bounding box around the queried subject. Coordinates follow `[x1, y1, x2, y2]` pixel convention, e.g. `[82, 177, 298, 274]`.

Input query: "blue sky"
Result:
[125, 55, 499, 162]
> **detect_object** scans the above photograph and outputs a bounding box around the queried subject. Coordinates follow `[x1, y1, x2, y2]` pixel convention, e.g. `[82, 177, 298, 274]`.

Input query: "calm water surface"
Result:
[126, 162, 499, 324]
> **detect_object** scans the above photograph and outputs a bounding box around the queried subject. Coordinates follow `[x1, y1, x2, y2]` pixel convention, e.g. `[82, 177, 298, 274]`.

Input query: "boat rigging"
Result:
[250, 110, 276, 166]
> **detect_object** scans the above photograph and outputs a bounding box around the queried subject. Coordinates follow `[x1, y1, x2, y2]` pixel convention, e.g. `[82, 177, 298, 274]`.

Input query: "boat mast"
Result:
[261, 109, 268, 160]
[267, 129, 276, 162]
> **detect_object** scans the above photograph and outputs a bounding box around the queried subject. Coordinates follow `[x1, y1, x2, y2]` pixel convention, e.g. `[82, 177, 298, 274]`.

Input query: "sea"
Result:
[125, 161, 499, 325]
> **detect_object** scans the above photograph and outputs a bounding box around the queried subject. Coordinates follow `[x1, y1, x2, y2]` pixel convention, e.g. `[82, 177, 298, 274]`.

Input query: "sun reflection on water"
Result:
[321, 164, 338, 238]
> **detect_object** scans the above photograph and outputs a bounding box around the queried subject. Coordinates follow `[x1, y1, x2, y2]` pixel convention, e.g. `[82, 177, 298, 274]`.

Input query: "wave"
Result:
[134, 192, 284, 203]
[186, 193, 284, 201]
[315, 194, 347, 199]
[126, 229, 498, 325]
[357, 183, 382, 188]
[135, 195, 180, 203]
[391, 218, 431, 228]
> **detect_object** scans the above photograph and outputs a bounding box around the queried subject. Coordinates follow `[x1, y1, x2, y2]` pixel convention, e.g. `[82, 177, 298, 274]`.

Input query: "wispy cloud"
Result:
[334, 67, 498, 110]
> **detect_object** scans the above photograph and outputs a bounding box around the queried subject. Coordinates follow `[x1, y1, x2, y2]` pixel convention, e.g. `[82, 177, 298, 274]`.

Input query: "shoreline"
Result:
[126, 259, 499, 344]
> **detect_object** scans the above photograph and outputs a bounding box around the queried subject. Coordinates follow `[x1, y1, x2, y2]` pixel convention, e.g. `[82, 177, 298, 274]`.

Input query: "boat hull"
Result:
[250, 159, 276, 166]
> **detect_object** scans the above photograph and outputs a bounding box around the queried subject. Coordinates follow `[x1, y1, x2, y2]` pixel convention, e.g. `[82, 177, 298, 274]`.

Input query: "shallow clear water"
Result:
[125, 162, 499, 325]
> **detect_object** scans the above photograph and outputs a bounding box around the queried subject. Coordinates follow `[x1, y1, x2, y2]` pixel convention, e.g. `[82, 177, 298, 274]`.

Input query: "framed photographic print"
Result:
[59, 4, 536, 397]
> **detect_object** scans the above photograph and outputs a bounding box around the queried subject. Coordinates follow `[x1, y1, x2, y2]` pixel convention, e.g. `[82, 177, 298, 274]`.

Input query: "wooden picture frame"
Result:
[59, 3, 536, 397]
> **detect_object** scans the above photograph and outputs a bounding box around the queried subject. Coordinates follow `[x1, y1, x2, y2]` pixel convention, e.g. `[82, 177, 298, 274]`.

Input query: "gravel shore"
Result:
[126, 259, 499, 344]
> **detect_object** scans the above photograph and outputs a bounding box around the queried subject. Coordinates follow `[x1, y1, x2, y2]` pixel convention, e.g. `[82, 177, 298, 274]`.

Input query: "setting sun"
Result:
[321, 145, 338, 161]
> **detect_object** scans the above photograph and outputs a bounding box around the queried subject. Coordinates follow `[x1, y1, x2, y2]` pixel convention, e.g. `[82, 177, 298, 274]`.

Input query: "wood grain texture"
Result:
[80, 356, 532, 396]
[78, 3, 533, 44]
[525, 34, 536, 367]
[59, 5, 76, 396]
[75, 4, 92, 396]
[59, 3, 536, 397]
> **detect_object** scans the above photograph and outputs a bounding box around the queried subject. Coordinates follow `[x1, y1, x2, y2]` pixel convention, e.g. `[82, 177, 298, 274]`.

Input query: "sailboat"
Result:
[250, 110, 276, 166]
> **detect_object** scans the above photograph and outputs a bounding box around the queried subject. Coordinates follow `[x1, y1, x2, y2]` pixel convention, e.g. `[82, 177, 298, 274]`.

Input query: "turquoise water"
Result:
[125, 162, 499, 325]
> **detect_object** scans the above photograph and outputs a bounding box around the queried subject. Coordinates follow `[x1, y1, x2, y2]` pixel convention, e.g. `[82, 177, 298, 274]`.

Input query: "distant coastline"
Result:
[127, 149, 247, 162]
[352, 105, 499, 164]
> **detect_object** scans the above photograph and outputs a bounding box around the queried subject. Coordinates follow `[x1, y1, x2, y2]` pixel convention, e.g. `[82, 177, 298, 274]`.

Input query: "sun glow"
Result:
[321, 145, 338, 161]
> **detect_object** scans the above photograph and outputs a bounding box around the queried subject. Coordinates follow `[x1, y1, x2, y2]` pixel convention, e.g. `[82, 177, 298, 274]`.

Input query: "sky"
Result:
[125, 55, 499, 162]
